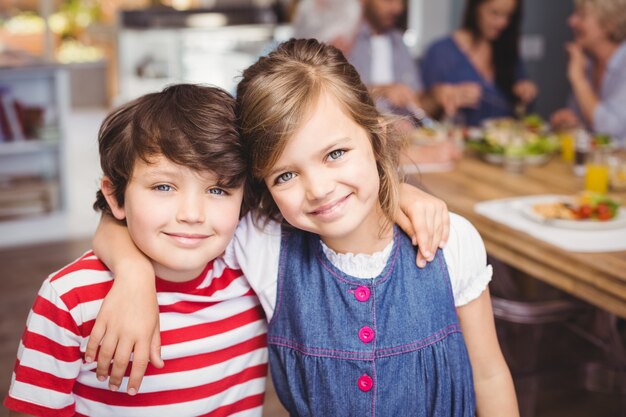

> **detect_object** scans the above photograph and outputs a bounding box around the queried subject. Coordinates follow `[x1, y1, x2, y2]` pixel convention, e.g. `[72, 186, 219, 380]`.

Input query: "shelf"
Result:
[0, 139, 60, 155]
[0, 63, 69, 226]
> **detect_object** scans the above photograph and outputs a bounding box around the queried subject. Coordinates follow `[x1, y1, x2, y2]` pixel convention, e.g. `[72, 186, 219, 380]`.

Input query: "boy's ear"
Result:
[100, 176, 126, 221]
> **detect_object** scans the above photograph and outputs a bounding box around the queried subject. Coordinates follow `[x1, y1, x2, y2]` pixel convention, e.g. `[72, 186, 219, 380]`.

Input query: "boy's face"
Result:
[104, 155, 243, 282]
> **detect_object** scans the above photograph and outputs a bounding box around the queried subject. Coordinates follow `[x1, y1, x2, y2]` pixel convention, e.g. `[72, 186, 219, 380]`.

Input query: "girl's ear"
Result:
[100, 177, 126, 221]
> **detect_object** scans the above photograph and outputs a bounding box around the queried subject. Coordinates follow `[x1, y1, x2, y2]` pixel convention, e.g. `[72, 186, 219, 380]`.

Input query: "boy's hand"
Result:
[85, 266, 163, 395]
[396, 183, 450, 267]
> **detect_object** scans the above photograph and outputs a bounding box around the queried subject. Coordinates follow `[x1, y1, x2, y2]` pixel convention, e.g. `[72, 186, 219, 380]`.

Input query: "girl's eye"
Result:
[154, 184, 173, 192]
[328, 149, 345, 160]
[276, 172, 295, 184]
[208, 188, 227, 195]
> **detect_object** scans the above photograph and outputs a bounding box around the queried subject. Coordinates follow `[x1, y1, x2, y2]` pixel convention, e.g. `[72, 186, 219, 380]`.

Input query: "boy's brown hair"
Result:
[236, 38, 402, 224]
[94, 84, 246, 215]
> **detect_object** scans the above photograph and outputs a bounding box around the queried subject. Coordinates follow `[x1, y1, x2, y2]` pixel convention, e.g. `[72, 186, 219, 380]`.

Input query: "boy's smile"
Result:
[105, 155, 243, 282]
[265, 91, 390, 255]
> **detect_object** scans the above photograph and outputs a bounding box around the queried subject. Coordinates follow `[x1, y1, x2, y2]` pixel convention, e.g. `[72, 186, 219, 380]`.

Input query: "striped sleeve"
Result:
[4, 277, 83, 417]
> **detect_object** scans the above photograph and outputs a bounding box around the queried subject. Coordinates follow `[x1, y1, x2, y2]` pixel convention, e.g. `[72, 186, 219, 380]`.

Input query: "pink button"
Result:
[358, 326, 375, 343]
[354, 286, 371, 302]
[358, 374, 373, 392]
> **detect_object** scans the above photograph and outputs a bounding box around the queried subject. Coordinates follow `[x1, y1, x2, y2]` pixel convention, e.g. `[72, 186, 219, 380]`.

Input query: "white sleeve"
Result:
[442, 213, 493, 307]
[224, 213, 282, 321]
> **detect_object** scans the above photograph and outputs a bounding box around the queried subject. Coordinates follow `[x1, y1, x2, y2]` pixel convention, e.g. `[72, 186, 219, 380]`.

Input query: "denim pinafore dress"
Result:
[267, 227, 475, 416]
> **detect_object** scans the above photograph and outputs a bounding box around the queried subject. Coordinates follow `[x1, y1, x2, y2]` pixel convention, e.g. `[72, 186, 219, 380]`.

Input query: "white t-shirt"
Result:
[370, 34, 394, 85]
[225, 213, 492, 321]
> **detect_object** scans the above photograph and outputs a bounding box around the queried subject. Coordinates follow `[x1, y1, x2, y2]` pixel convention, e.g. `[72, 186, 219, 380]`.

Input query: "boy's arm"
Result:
[395, 183, 450, 267]
[457, 289, 520, 416]
[86, 213, 163, 395]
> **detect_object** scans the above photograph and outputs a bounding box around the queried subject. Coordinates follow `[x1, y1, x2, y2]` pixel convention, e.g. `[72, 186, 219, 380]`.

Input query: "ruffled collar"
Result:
[320, 239, 394, 279]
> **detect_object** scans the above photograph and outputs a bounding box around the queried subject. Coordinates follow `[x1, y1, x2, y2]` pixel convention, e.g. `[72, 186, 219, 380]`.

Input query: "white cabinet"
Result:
[117, 24, 275, 102]
[0, 64, 69, 221]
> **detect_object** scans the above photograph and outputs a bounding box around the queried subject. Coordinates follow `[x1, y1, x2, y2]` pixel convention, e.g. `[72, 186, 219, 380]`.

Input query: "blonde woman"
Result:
[551, 0, 626, 146]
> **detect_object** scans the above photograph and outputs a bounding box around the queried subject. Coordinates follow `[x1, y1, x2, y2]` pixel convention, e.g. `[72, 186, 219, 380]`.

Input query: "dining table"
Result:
[407, 153, 626, 319]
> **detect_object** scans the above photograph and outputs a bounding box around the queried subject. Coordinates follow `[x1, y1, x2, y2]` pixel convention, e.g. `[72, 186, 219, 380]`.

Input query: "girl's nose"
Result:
[305, 174, 334, 201]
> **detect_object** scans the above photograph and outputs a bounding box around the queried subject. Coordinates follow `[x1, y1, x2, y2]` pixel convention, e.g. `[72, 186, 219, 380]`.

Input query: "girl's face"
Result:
[568, 5, 610, 49]
[476, 0, 517, 41]
[264, 91, 384, 254]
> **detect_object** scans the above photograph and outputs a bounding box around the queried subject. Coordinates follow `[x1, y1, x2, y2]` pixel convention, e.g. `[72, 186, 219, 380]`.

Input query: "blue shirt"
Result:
[421, 36, 526, 126]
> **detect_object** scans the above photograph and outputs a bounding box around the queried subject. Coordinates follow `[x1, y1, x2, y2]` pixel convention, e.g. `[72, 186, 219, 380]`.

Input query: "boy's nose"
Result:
[177, 194, 205, 224]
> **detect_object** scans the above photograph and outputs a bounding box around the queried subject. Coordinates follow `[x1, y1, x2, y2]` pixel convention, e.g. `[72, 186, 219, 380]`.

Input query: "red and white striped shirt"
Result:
[4, 251, 268, 417]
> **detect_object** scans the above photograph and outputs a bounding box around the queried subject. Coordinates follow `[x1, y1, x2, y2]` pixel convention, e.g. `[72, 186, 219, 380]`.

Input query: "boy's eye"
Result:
[154, 184, 173, 192]
[276, 172, 295, 184]
[328, 149, 345, 160]
[208, 188, 227, 196]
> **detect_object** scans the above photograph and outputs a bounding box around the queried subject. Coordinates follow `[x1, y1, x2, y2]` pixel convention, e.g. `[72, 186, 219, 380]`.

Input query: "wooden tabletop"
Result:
[408, 153, 626, 318]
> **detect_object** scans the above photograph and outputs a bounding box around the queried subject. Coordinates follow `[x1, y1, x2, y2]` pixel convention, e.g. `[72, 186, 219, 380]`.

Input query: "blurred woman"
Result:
[421, 0, 537, 126]
[551, 0, 626, 147]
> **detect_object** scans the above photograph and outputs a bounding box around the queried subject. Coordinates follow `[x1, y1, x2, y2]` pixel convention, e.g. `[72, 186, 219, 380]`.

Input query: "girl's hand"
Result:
[86, 214, 163, 394]
[86, 267, 162, 394]
[512, 80, 538, 104]
[395, 183, 450, 267]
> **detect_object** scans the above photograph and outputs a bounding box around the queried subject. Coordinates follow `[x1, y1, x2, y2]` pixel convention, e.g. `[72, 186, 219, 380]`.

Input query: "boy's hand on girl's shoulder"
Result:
[396, 183, 450, 267]
[85, 274, 163, 395]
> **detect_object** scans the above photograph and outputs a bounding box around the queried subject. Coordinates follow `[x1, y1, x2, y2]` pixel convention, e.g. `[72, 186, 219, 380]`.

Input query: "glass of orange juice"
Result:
[559, 130, 575, 162]
[585, 150, 609, 193]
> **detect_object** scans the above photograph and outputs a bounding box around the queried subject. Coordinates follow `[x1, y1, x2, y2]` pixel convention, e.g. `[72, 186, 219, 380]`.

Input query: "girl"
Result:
[90, 40, 517, 415]
[421, 0, 537, 125]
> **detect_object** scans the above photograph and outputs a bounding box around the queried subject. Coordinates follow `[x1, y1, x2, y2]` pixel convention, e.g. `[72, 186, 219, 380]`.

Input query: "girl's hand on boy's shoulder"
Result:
[396, 183, 450, 268]
[85, 267, 163, 395]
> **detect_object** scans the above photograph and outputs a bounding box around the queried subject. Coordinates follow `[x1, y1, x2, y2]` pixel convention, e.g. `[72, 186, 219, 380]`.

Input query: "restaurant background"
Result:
[1, 1, 624, 416]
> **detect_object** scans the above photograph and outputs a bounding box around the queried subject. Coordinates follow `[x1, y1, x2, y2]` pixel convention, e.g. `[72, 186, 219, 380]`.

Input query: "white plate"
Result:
[511, 195, 626, 230]
[480, 152, 553, 165]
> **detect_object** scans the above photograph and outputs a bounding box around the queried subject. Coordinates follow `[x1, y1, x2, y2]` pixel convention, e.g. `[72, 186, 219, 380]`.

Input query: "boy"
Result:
[3, 84, 268, 417]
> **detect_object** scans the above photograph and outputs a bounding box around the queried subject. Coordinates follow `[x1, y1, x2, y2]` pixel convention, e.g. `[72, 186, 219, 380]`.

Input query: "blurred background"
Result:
[0, 0, 574, 248]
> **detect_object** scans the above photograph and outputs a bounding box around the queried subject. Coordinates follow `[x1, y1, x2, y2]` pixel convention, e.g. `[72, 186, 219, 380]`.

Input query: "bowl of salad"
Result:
[467, 115, 559, 165]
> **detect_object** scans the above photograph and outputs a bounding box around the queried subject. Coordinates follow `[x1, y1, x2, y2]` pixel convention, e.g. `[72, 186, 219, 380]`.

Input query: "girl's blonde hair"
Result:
[575, 0, 626, 43]
[236, 38, 402, 224]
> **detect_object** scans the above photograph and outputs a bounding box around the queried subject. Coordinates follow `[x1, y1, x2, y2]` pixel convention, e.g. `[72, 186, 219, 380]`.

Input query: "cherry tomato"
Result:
[596, 203, 613, 220]
[578, 204, 592, 219]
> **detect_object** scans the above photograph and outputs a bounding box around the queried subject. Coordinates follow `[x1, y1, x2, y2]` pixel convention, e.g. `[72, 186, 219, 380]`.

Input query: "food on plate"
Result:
[412, 127, 447, 144]
[467, 115, 559, 163]
[532, 192, 620, 221]
[532, 201, 577, 220]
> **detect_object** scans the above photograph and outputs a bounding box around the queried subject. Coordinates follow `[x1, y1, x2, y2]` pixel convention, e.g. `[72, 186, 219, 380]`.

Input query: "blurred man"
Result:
[349, 0, 480, 118]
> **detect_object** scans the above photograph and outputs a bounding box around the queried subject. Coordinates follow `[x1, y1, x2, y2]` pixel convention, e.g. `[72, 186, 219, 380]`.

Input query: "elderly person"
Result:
[421, 0, 538, 126]
[551, 0, 626, 146]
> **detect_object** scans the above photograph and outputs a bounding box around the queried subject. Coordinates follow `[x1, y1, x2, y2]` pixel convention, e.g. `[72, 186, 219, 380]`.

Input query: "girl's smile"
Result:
[309, 193, 352, 219]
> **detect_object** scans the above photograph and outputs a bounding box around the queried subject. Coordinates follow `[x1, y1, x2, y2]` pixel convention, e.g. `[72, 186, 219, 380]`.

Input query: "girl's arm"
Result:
[396, 183, 450, 268]
[457, 289, 519, 416]
[86, 213, 163, 395]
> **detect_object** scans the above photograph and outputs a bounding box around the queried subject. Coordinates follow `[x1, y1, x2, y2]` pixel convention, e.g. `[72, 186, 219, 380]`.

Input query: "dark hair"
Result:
[236, 38, 402, 226]
[94, 84, 246, 215]
[462, 0, 522, 103]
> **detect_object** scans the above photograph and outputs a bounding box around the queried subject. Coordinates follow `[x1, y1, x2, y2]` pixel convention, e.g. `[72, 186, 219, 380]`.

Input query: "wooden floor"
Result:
[0, 239, 623, 417]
